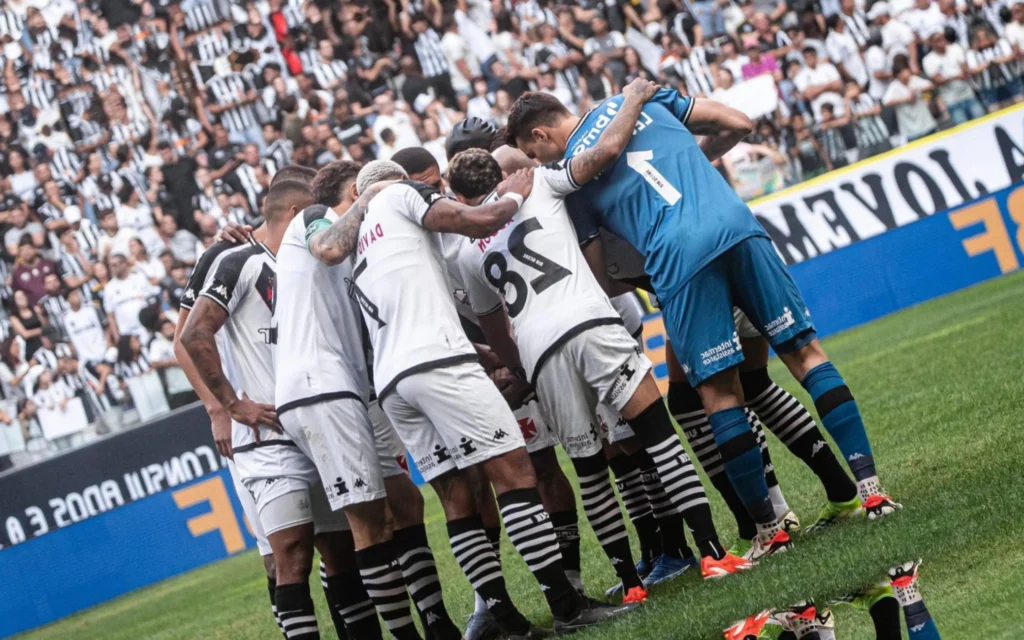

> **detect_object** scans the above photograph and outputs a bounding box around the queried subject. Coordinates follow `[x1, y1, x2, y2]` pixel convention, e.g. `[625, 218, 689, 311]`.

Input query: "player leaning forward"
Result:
[448, 135, 752, 587]
[301, 81, 665, 636]
[507, 85, 900, 560]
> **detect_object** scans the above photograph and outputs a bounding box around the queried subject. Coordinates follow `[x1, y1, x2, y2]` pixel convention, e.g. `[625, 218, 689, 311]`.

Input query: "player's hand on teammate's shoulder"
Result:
[622, 77, 661, 103]
[496, 167, 535, 201]
[358, 179, 401, 204]
[227, 392, 282, 441]
[214, 222, 253, 245]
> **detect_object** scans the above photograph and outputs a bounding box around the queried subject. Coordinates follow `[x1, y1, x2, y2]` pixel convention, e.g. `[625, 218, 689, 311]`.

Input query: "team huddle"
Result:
[172, 77, 940, 640]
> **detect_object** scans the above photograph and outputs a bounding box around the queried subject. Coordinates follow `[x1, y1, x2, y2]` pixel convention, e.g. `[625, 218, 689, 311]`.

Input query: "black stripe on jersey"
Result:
[545, 158, 578, 189]
[232, 439, 299, 454]
[200, 244, 263, 311]
[681, 97, 695, 125]
[529, 317, 624, 388]
[631, 325, 644, 340]
[277, 390, 365, 415]
[377, 354, 479, 401]
[398, 180, 446, 209]
[181, 240, 245, 310]
[460, 315, 488, 345]
[302, 204, 331, 226]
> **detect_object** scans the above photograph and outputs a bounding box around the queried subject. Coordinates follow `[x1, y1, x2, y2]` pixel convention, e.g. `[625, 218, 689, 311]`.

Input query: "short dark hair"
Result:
[312, 160, 362, 206]
[447, 149, 503, 200]
[264, 180, 314, 221]
[489, 127, 508, 152]
[391, 147, 439, 176]
[892, 53, 910, 75]
[505, 92, 571, 147]
[271, 165, 317, 186]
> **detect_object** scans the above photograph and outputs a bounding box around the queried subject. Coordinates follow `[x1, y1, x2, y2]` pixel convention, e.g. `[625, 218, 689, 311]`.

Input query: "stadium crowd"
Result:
[0, 0, 1020, 468]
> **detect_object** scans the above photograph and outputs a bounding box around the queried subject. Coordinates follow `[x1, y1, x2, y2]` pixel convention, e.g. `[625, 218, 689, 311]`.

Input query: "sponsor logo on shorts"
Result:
[458, 437, 478, 456]
[330, 477, 348, 498]
[608, 359, 639, 402]
[765, 307, 796, 337]
[517, 417, 537, 441]
[700, 332, 742, 368]
[493, 428, 509, 441]
[563, 425, 599, 454]
[353, 478, 366, 489]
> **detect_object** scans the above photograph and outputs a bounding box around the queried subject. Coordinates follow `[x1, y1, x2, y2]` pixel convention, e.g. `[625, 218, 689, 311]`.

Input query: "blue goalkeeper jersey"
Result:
[565, 89, 768, 299]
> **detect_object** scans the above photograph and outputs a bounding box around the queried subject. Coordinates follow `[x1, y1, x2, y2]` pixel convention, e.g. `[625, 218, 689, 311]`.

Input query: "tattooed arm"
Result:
[568, 77, 661, 186]
[307, 180, 397, 265]
[421, 168, 535, 238]
[181, 297, 280, 433]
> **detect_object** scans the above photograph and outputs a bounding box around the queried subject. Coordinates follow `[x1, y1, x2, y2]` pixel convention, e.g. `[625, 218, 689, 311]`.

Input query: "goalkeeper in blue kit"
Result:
[505, 87, 900, 560]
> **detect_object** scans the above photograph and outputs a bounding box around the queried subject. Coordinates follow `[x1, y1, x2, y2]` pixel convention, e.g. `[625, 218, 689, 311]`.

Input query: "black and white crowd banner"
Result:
[750, 106, 1024, 265]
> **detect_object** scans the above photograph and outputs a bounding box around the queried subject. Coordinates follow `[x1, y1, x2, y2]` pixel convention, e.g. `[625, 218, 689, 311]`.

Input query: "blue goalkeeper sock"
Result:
[801, 362, 876, 482]
[904, 602, 941, 640]
[708, 406, 775, 524]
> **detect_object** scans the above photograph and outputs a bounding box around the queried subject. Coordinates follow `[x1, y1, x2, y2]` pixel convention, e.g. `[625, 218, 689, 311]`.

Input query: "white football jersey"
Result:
[457, 161, 621, 384]
[63, 305, 108, 363]
[274, 206, 370, 413]
[353, 181, 477, 399]
[199, 240, 285, 451]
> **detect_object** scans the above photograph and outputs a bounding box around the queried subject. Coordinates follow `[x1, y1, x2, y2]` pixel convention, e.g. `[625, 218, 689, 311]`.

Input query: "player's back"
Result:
[353, 181, 476, 399]
[458, 166, 619, 378]
[565, 90, 767, 298]
[275, 209, 370, 412]
[199, 241, 283, 448]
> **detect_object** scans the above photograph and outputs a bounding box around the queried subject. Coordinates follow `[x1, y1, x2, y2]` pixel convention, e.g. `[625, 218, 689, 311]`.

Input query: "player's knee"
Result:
[482, 447, 537, 494]
[780, 336, 828, 381]
[385, 475, 425, 528]
[271, 531, 315, 582]
[620, 374, 663, 420]
[695, 369, 744, 414]
[262, 554, 277, 579]
[345, 499, 392, 545]
[614, 436, 644, 456]
[529, 447, 560, 486]
[738, 336, 770, 370]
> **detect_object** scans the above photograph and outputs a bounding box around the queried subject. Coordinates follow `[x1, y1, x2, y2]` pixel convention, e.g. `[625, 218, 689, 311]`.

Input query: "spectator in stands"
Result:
[147, 318, 196, 409]
[788, 112, 832, 179]
[103, 253, 158, 341]
[923, 28, 985, 125]
[9, 288, 46, 362]
[63, 287, 109, 365]
[883, 54, 938, 141]
[114, 333, 151, 382]
[966, 24, 1023, 113]
[35, 273, 68, 339]
[4, 206, 45, 256]
[794, 45, 846, 122]
[129, 238, 166, 286]
[0, 338, 31, 401]
[11, 239, 58, 307]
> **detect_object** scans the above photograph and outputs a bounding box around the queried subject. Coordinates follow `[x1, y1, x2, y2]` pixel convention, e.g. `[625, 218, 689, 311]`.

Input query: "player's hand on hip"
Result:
[214, 222, 253, 245]
[228, 392, 282, 442]
[209, 406, 234, 459]
[496, 167, 535, 200]
[622, 77, 661, 103]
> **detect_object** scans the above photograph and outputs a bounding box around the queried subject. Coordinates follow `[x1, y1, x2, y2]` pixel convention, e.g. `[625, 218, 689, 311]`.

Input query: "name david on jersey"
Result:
[570, 100, 654, 157]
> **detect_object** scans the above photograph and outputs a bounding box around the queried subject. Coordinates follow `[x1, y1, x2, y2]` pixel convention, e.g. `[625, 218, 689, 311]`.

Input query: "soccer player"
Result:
[578, 231, 864, 550]
[390, 146, 584, 638]
[181, 179, 420, 640]
[306, 158, 641, 636]
[448, 142, 750, 587]
[275, 160, 462, 640]
[506, 89, 899, 560]
[486, 144, 706, 587]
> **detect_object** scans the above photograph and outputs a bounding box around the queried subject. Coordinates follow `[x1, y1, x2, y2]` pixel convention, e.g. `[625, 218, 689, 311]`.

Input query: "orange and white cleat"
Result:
[622, 585, 648, 605]
[749, 529, 792, 562]
[702, 552, 754, 579]
[724, 610, 774, 640]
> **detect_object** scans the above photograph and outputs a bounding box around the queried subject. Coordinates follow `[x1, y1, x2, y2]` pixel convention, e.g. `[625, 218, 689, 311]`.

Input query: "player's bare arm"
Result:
[181, 297, 281, 437]
[173, 308, 233, 458]
[421, 168, 535, 238]
[308, 180, 396, 265]
[686, 98, 754, 162]
[570, 77, 661, 185]
[475, 306, 526, 376]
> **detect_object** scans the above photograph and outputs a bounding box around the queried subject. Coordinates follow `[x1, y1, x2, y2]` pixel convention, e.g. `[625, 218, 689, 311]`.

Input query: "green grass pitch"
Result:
[19, 271, 1024, 639]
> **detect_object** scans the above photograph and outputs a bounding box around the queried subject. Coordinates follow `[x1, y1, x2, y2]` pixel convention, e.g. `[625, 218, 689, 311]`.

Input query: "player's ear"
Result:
[531, 127, 547, 143]
[347, 181, 358, 201]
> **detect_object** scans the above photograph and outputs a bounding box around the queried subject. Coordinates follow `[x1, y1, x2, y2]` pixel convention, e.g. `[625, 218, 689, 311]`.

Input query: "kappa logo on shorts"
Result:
[354, 478, 366, 489]
[458, 437, 478, 456]
[299, 498, 310, 510]
[765, 307, 796, 337]
[589, 422, 600, 442]
[700, 332, 742, 368]
[493, 428, 509, 441]
[517, 417, 537, 440]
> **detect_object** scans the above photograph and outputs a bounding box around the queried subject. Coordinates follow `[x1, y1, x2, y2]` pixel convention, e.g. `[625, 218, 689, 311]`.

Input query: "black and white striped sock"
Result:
[573, 453, 642, 590]
[275, 582, 320, 640]
[608, 454, 662, 564]
[748, 408, 789, 516]
[629, 449, 695, 560]
[392, 524, 460, 640]
[550, 509, 582, 575]
[448, 515, 532, 635]
[627, 400, 725, 559]
[355, 541, 420, 640]
[324, 570, 380, 640]
[497, 488, 585, 622]
[743, 370, 858, 504]
[318, 560, 353, 639]
[669, 382, 758, 541]
[267, 577, 285, 637]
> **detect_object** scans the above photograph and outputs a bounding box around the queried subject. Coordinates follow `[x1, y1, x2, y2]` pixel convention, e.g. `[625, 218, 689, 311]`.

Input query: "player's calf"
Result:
[267, 522, 320, 640]
[532, 447, 583, 591]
